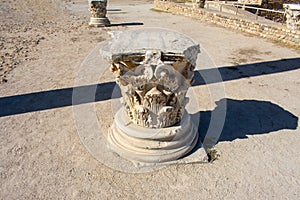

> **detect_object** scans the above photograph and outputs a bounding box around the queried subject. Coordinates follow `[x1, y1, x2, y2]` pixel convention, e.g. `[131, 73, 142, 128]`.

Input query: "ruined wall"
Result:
[237, 0, 263, 6]
[154, 0, 300, 48]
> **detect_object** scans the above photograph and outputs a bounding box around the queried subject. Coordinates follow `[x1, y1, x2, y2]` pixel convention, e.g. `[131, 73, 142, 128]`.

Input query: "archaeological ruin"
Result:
[100, 28, 202, 165]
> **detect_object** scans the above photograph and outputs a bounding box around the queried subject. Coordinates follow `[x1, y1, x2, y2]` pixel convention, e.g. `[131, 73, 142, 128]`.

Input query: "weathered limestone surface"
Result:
[100, 28, 203, 165]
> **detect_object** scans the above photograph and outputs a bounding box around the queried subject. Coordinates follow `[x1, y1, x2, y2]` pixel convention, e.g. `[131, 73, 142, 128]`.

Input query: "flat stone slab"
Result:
[100, 27, 200, 64]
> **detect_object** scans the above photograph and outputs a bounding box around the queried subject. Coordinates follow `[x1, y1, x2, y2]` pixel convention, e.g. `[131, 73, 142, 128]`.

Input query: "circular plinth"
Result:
[89, 17, 110, 27]
[107, 108, 199, 165]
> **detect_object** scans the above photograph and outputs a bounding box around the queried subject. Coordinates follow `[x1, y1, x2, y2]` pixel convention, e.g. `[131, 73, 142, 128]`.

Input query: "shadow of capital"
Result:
[196, 98, 298, 149]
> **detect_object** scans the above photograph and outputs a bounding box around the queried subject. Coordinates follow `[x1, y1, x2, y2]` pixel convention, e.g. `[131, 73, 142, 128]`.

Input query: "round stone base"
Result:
[89, 17, 110, 27]
[107, 108, 199, 165]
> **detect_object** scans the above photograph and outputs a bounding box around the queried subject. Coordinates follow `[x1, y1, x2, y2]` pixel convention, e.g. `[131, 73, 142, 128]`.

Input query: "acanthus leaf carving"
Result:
[110, 50, 196, 128]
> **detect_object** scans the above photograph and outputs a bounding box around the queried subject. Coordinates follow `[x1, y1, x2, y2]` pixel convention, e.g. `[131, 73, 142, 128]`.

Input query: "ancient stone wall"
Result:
[154, 0, 300, 48]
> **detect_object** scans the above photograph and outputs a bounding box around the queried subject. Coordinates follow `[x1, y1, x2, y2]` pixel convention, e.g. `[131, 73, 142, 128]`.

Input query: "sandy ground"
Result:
[0, 0, 300, 199]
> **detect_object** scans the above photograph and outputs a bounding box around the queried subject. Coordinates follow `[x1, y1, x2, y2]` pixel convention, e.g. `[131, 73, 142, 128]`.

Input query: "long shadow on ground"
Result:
[193, 57, 300, 86]
[196, 98, 298, 148]
[0, 57, 299, 117]
[105, 22, 144, 27]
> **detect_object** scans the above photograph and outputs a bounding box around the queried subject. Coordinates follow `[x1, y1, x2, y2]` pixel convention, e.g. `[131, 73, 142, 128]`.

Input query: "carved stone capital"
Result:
[88, 0, 110, 27]
[100, 28, 201, 165]
[102, 28, 200, 128]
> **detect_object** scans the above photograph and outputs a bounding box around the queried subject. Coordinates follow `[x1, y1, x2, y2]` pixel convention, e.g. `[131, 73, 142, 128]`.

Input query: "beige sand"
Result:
[0, 0, 300, 199]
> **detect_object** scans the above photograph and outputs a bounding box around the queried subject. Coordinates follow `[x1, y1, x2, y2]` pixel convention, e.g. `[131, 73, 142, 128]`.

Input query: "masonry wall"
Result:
[154, 0, 300, 48]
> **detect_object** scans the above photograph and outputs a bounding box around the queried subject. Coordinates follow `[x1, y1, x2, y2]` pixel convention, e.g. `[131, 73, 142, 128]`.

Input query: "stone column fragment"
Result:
[89, 0, 110, 27]
[100, 28, 201, 165]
